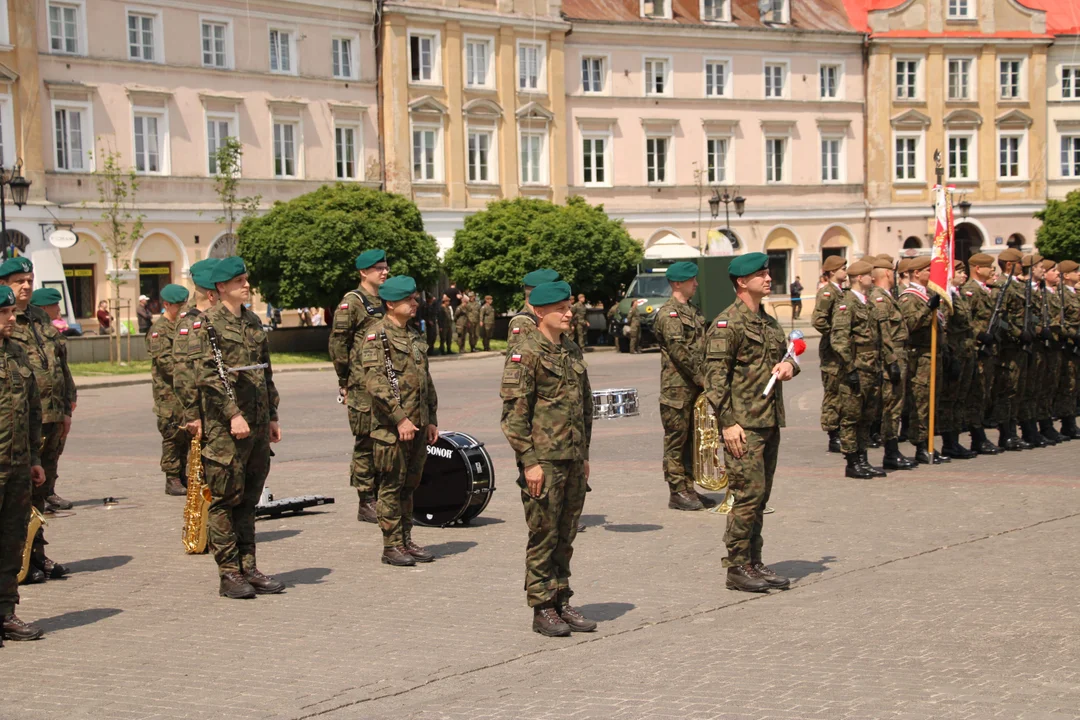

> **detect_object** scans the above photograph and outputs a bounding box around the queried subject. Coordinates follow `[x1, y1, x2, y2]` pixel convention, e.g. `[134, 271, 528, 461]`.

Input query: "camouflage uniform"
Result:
[479, 302, 496, 351]
[0, 339, 42, 617]
[653, 297, 705, 494]
[455, 301, 470, 352]
[990, 275, 1029, 428]
[830, 290, 882, 454]
[500, 331, 592, 608]
[182, 303, 279, 576]
[963, 278, 996, 431]
[464, 299, 481, 351]
[1039, 283, 1062, 422]
[1018, 279, 1044, 426]
[703, 299, 797, 568]
[507, 312, 538, 352]
[570, 302, 587, 348]
[869, 286, 908, 442]
[1059, 285, 1080, 421]
[812, 282, 844, 433]
[438, 303, 454, 354]
[628, 302, 642, 353]
[355, 321, 438, 548]
[329, 288, 384, 501]
[147, 314, 189, 481]
[898, 284, 943, 446]
[939, 287, 975, 436]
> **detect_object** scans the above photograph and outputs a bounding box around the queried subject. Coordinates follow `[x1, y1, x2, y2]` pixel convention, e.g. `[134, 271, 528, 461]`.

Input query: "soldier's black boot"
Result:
[827, 430, 842, 454]
[971, 428, 1002, 455]
[243, 568, 285, 594]
[914, 442, 949, 465]
[694, 490, 718, 509]
[882, 439, 917, 470]
[556, 593, 597, 632]
[1040, 419, 1064, 444]
[942, 433, 976, 459]
[1054, 418, 1073, 441]
[845, 453, 874, 479]
[752, 562, 791, 589]
[532, 605, 571, 637]
[2, 614, 44, 641]
[20, 566, 45, 585]
[1061, 416, 1080, 440]
[869, 422, 882, 449]
[1022, 420, 1048, 448]
[31, 551, 67, 580]
[858, 451, 887, 477]
[668, 490, 704, 511]
[219, 572, 257, 599]
[165, 477, 186, 496]
[726, 564, 771, 592]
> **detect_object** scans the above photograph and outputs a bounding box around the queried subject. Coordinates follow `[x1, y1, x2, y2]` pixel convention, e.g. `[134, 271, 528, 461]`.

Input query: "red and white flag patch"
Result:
[510, 353, 522, 363]
[669, 311, 678, 317]
[875, 297, 884, 302]
[512, 327, 521, 334]
[716, 320, 727, 328]
[965, 291, 973, 296]
[366, 333, 376, 341]
[151, 332, 159, 338]
[823, 292, 831, 297]
[179, 328, 189, 336]
[193, 321, 202, 329]
[838, 305, 847, 311]
[340, 303, 349, 310]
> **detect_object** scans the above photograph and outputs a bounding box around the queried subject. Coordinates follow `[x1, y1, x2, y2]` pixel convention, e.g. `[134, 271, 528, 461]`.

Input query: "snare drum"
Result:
[413, 431, 495, 527]
[593, 387, 639, 419]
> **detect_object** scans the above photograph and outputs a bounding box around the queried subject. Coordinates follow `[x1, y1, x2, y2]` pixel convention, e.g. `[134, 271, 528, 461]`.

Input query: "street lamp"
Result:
[711, 187, 746, 251]
[958, 199, 971, 219]
[1, 160, 31, 259]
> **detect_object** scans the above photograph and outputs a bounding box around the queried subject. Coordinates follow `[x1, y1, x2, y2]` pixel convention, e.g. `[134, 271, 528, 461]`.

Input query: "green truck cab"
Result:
[612, 256, 737, 353]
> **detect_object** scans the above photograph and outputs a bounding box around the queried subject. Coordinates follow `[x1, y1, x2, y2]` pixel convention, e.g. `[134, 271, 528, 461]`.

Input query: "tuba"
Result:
[693, 394, 734, 514]
[182, 433, 211, 554]
[17, 507, 46, 583]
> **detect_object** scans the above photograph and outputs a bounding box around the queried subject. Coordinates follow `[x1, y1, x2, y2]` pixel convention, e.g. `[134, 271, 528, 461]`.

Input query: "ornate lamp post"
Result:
[1, 160, 31, 259]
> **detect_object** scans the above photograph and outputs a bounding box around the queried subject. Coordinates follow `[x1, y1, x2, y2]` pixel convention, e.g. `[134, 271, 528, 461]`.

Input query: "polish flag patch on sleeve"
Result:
[366, 333, 376, 341]
[179, 328, 189, 336]
[823, 292, 831, 297]
[716, 320, 728, 328]
[193, 321, 202, 329]
[511, 353, 522, 362]
[965, 291, 973, 296]
[512, 327, 521, 334]
[875, 297, 884, 302]
[669, 311, 678, 317]
[838, 305, 847, 311]
[151, 332, 159, 338]
[340, 303, 349, 310]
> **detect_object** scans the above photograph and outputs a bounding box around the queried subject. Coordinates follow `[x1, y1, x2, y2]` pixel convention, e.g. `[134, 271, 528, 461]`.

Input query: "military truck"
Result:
[612, 256, 736, 353]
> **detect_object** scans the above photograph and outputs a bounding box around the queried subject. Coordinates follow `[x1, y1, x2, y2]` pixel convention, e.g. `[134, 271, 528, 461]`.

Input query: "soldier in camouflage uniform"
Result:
[0, 257, 74, 580]
[989, 249, 1030, 451]
[830, 260, 886, 479]
[653, 261, 715, 510]
[938, 261, 978, 459]
[500, 280, 596, 637]
[1017, 255, 1049, 447]
[174, 259, 220, 450]
[1037, 260, 1066, 444]
[507, 269, 561, 351]
[898, 256, 949, 465]
[353, 276, 438, 567]
[144, 283, 191, 496]
[703, 253, 797, 594]
[438, 295, 454, 354]
[185, 257, 283, 600]
[329, 249, 387, 523]
[571, 294, 588, 348]
[455, 294, 471, 352]
[0, 284, 45, 644]
[479, 295, 496, 351]
[1055, 260, 1080, 439]
[869, 256, 916, 470]
[812, 255, 847, 453]
[962, 253, 1003, 455]
[464, 293, 481, 352]
[627, 299, 644, 354]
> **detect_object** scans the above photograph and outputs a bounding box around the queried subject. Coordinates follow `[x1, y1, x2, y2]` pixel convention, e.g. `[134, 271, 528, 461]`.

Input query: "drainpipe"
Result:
[862, 32, 871, 257]
[374, 0, 386, 191]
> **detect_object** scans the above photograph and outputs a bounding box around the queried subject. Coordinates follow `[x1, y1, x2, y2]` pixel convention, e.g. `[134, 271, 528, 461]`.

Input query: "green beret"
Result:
[0, 256, 33, 278]
[189, 259, 220, 290]
[210, 256, 247, 284]
[529, 280, 572, 307]
[378, 275, 417, 301]
[523, 269, 561, 288]
[355, 249, 387, 270]
[665, 261, 698, 282]
[728, 252, 770, 278]
[160, 283, 190, 305]
[30, 288, 63, 307]
[0, 285, 13, 308]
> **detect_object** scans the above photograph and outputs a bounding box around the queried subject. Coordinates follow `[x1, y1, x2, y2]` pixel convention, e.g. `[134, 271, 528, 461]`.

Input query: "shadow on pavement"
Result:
[64, 555, 133, 574]
[276, 567, 332, 586]
[69, 497, 128, 508]
[579, 514, 607, 528]
[35, 608, 123, 633]
[425, 541, 478, 558]
[577, 602, 635, 621]
[463, 515, 505, 527]
[603, 523, 663, 533]
[255, 529, 302, 543]
[770, 556, 836, 580]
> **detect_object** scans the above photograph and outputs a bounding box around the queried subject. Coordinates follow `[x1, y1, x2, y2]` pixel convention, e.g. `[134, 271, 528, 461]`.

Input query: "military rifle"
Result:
[1022, 273, 1035, 354]
[1039, 280, 1053, 350]
[980, 273, 1012, 356]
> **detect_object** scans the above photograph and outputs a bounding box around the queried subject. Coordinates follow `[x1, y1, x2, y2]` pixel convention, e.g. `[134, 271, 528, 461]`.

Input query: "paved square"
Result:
[6, 342, 1080, 720]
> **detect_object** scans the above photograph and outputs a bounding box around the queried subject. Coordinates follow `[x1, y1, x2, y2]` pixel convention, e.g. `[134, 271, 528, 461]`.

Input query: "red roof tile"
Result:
[562, 0, 861, 32]
[842, 0, 1080, 36]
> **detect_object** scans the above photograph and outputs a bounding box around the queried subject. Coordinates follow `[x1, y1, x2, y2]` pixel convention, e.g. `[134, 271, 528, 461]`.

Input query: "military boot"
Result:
[243, 568, 285, 594]
[556, 594, 597, 632]
[668, 490, 704, 511]
[1061, 416, 1080, 440]
[1021, 420, 1048, 448]
[882, 439, 917, 470]
[868, 422, 882, 449]
[726, 564, 771, 593]
[998, 423, 1025, 451]
[532, 605, 571, 637]
[845, 453, 875, 479]
[20, 565, 45, 585]
[1053, 418, 1073, 441]
[751, 562, 791, 589]
[858, 451, 887, 477]
[45, 493, 73, 510]
[31, 550, 67, 580]
[914, 443, 949, 465]
[970, 428, 1002, 455]
[1040, 419, 1064, 444]
[381, 546, 416, 567]
[827, 430, 842, 454]
[356, 497, 377, 523]
[165, 477, 186, 496]
[693, 489, 718, 509]
[2, 614, 44, 641]
[942, 433, 976, 459]
[403, 537, 435, 563]
[219, 572, 257, 599]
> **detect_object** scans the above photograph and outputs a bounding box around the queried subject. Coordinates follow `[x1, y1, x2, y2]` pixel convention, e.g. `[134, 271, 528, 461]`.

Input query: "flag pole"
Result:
[928, 151, 944, 458]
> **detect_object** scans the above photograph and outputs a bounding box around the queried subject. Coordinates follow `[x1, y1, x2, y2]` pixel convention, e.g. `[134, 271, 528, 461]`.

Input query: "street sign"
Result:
[49, 228, 78, 248]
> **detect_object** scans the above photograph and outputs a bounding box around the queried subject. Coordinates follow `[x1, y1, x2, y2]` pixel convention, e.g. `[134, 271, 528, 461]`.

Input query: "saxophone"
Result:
[17, 507, 46, 583]
[182, 433, 211, 554]
[693, 394, 734, 515]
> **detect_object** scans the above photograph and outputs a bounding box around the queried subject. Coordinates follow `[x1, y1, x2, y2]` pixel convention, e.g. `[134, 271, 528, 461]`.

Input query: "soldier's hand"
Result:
[846, 371, 861, 391]
[524, 463, 545, 497]
[397, 417, 418, 441]
[61, 414, 72, 441]
[185, 419, 203, 439]
[888, 362, 901, 384]
[722, 423, 747, 459]
[230, 413, 251, 439]
[928, 294, 941, 310]
[338, 387, 347, 402]
[584, 461, 590, 481]
[269, 421, 282, 443]
[31, 465, 46, 486]
[772, 361, 795, 382]
[425, 424, 438, 445]
[976, 331, 995, 345]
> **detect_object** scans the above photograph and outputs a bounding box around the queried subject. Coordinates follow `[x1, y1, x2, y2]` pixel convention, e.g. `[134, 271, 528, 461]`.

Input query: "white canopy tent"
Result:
[643, 232, 698, 259]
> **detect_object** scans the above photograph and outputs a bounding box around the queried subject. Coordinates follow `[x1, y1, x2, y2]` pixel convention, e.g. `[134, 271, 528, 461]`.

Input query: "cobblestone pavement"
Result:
[6, 342, 1080, 720]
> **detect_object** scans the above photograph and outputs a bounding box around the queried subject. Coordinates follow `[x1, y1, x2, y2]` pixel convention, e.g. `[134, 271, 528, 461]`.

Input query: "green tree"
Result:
[444, 196, 643, 311]
[212, 137, 261, 243]
[1035, 190, 1080, 260]
[237, 184, 440, 309]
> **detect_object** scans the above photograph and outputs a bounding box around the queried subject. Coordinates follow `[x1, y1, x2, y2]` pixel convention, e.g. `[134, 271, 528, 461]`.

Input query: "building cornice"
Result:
[564, 19, 864, 44]
[383, 3, 570, 32]
[120, 0, 375, 29]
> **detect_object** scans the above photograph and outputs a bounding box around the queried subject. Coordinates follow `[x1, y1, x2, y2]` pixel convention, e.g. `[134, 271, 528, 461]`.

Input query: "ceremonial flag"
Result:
[928, 183, 954, 308]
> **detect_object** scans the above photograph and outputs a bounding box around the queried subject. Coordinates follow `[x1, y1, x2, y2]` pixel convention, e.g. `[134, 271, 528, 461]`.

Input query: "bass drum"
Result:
[413, 431, 495, 527]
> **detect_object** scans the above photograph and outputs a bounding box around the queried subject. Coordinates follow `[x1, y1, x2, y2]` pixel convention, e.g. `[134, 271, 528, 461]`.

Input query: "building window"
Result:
[948, 58, 972, 100]
[335, 125, 359, 180]
[520, 131, 546, 185]
[0, 97, 12, 168]
[64, 265, 95, 319]
[645, 58, 668, 96]
[706, 137, 727, 184]
[998, 134, 1022, 178]
[410, 33, 436, 83]
[332, 37, 355, 79]
[133, 113, 163, 174]
[895, 135, 919, 180]
[1064, 66, 1080, 100]
[1000, 59, 1022, 99]
[895, 58, 919, 100]
[48, 2, 80, 54]
[269, 29, 294, 74]
[642, 0, 668, 18]
[273, 121, 298, 177]
[465, 38, 492, 88]
[766, 138, 785, 182]
[201, 20, 229, 68]
[582, 135, 607, 186]
[706, 60, 728, 98]
[948, 0, 973, 18]
[764, 63, 785, 98]
[646, 136, 669, 184]
[764, 0, 788, 24]
[821, 137, 841, 182]
[947, 134, 973, 180]
[127, 12, 156, 62]
[467, 130, 493, 183]
[518, 42, 543, 91]
[54, 106, 87, 171]
[582, 56, 605, 94]
[206, 118, 233, 175]
[702, 0, 729, 21]
[820, 64, 840, 99]
[412, 126, 438, 182]
[1062, 136, 1080, 178]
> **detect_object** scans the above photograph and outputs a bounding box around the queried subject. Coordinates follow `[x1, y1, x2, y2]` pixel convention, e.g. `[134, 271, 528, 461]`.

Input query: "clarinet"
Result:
[204, 323, 237, 403]
[379, 330, 401, 401]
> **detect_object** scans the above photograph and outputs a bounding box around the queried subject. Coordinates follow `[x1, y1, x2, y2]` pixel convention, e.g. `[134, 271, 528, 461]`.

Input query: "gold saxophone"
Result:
[17, 507, 46, 583]
[693, 394, 734, 515]
[182, 433, 211, 554]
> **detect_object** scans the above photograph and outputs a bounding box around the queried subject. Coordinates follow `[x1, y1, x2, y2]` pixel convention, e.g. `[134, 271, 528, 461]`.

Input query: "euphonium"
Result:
[693, 394, 734, 514]
[182, 433, 211, 554]
[17, 507, 46, 583]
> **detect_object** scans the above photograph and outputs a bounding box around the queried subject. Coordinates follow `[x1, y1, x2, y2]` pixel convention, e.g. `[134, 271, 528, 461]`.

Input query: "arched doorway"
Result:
[903, 236, 922, 249]
[820, 225, 852, 264]
[765, 227, 799, 295]
[209, 232, 239, 258]
[1007, 233, 1024, 250]
[953, 223, 983, 264]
